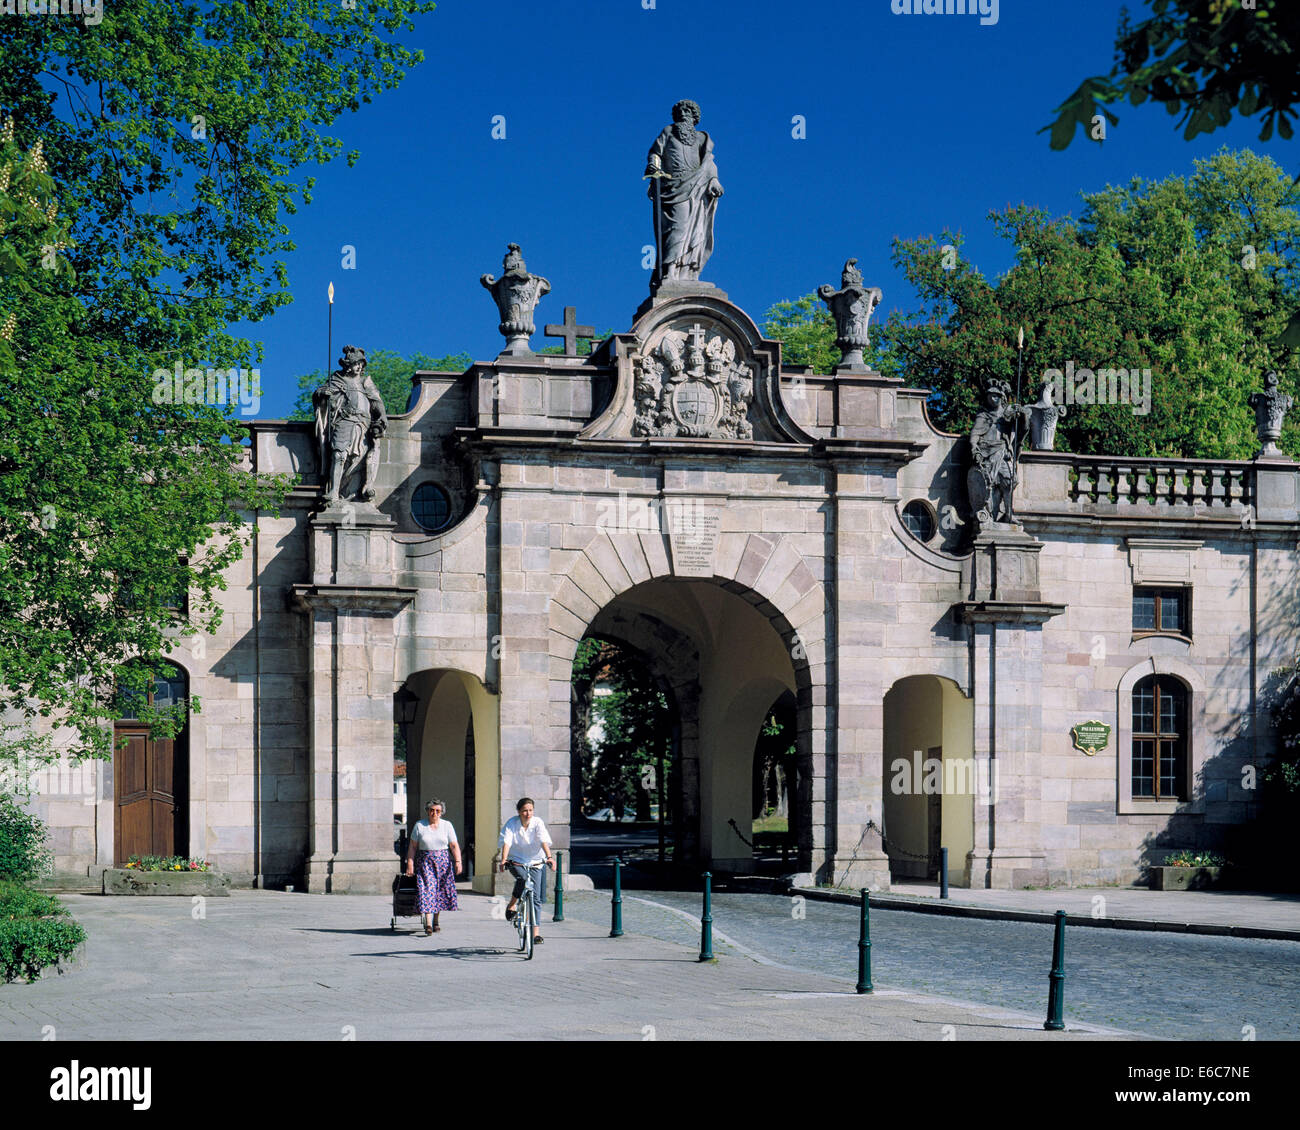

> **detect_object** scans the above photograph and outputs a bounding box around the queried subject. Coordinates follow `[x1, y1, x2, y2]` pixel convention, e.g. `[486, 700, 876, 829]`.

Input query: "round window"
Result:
[902, 500, 936, 543]
[411, 483, 452, 533]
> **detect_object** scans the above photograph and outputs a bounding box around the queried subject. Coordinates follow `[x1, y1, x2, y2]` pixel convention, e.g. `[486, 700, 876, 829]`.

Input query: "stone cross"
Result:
[543, 306, 595, 356]
[687, 323, 709, 352]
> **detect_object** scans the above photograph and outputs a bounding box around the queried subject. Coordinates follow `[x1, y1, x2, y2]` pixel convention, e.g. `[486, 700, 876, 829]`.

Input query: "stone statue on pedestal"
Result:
[1249, 370, 1293, 458]
[480, 243, 550, 356]
[968, 380, 1030, 527]
[817, 258, 883, 371]
[645, 99, 723, 287]
[313, 344, 387, 505]
[1029, 378, 1067, 451]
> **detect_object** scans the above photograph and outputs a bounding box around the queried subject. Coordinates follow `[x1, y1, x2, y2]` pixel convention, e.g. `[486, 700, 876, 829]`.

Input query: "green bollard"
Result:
[553, 850, 564, 923]
[1044, 909, 1066, 1030]
[856, 888, 873, 994]
[699, 871, 714, 962]
[610, 857, 623, 938]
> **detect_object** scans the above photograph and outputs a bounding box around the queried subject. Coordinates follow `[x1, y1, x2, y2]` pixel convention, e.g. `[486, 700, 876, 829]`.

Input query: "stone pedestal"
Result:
[957, 526, 1064, 890]
[635, 281, 729, 321]
[292, 507, 415, 894]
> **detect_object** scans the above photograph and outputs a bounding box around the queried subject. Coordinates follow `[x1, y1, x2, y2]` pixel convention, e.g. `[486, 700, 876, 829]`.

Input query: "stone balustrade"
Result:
[1018, 452, 1300, 525]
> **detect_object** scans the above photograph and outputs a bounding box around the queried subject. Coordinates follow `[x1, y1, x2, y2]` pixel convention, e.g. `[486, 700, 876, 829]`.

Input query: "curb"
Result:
[793, 886, 1300, 942]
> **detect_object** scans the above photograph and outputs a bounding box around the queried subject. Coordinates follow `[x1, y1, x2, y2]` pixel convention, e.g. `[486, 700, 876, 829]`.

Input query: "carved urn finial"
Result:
[480, 243, 551, 357]
[1249, 370, 1293, 459]
[1029, 378, 1067, 451]
[817, 259, 882, 372]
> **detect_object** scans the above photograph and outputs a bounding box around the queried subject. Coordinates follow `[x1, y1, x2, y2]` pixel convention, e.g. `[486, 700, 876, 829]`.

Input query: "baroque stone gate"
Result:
[27, 102, 1299, 894]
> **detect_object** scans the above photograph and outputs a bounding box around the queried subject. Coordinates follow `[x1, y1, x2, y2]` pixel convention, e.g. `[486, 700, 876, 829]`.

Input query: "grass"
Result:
[752, 812, 788, 835]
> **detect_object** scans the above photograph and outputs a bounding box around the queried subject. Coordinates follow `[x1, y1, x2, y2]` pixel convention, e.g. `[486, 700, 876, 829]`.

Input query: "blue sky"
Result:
[239, 0, 1294, 418]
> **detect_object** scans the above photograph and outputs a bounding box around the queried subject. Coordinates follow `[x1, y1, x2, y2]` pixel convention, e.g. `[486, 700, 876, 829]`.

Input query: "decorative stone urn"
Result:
[480, 243, 550, 357]
[1029, 378, 1067, 451]
[817, 258, 882, 372]
[1249, 370, 1293, 458]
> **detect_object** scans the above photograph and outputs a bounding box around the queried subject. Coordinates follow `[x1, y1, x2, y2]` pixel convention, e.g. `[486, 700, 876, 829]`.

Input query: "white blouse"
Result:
[411, 819, 458, 852]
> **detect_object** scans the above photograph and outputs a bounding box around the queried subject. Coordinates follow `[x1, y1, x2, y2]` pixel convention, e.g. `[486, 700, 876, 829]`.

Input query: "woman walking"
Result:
[405, 799, 461, 935]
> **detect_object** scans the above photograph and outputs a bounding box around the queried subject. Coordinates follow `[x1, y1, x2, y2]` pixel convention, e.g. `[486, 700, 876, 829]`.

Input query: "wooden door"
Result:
[114, 725, 186, 864]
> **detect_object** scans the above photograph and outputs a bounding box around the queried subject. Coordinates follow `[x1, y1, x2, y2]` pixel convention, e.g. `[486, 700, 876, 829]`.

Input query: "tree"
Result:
[1043, 1, 1300, 345]
[0, 3, 438, 765]
[1044, 1, 1300, 150]
[760, 154, 1298, 457]
[571, 639, 672, 823]
[879, 150, 1299, 457]
[289, 349, 473, 421]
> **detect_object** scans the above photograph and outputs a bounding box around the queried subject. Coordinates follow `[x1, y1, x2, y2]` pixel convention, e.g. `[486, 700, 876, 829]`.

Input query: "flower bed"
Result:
[1150, 850, 1232, 891]
[124, 855, 212, 872]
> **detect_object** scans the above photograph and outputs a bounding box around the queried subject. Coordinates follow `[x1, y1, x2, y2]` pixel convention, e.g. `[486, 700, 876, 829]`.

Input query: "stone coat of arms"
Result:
[632, 321, 754, 439]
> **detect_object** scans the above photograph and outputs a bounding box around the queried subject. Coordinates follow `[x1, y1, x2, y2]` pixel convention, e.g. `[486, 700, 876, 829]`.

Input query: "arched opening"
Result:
[567, 577, 808, 881]
[399, 669, 499, 894]
[571, 637, 677, 875]
[883, 675, 975, 887]
[752, 690, 797, 869]
[112, 663, 190, 865]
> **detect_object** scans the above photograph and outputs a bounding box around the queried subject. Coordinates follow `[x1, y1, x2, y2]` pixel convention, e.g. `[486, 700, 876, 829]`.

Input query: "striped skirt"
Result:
[415, 849, 459, 914]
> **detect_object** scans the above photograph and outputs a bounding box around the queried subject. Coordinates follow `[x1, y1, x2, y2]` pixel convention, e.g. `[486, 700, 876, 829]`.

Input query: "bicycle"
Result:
[511, 863, 545, 959]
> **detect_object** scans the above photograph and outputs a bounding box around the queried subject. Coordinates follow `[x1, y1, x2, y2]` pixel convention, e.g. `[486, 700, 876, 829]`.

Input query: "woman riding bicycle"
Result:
[498, 797, 555, 944]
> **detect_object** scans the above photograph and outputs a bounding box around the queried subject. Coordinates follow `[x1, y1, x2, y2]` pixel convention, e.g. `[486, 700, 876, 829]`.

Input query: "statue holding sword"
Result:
[644, 99, 724, 290]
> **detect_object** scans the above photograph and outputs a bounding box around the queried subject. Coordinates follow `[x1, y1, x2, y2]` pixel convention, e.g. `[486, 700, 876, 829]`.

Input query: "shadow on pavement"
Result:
[350, 947, 514, 960]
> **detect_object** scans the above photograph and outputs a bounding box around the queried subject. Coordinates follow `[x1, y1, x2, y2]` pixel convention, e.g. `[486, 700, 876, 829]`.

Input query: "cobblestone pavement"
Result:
[555, 890, 1300, 1041]
[0, 891, 1136, 1041]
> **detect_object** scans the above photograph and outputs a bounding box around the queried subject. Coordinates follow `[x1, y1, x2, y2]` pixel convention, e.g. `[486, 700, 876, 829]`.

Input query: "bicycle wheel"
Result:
[522, 886, 535, 960]
[515, 889, 528, 952]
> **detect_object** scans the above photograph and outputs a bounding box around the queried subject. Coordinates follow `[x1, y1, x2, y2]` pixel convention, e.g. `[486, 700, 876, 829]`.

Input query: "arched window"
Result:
[1131, 675, 1188, 801]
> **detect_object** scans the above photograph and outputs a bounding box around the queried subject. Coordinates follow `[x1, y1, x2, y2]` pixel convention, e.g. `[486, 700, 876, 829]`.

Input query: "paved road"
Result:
[0, 890, 1131, 1041]
[556, 890, 1300, 1041]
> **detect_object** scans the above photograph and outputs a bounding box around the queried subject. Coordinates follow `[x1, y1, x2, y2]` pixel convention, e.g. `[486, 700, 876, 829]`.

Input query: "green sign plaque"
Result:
[1071, 720, 1111, 756]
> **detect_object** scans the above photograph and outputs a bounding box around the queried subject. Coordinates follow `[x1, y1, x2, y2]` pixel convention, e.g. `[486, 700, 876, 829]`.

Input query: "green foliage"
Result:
[0, 794, 52, 883]
[572, 639, 672, 821]
[1, 2, 439, 761]
[290, 349, 473, 421]
[1044, 1, 1300, 149]
[0, 880, 66, 919]
[1165, 849, 1228, 867]
[877, 150, 1299, 456]
[762, 296, 840, 375]
[0, 915, 85, 984]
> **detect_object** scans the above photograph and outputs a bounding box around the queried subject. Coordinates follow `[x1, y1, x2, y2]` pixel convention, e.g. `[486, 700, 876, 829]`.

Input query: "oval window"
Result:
[411, 483, 453, 533]
[902, 500, 936, 543]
